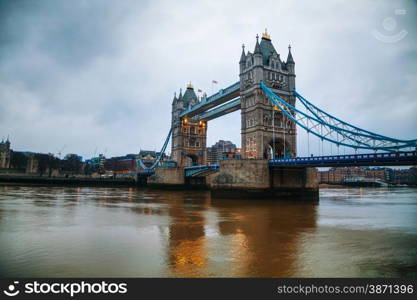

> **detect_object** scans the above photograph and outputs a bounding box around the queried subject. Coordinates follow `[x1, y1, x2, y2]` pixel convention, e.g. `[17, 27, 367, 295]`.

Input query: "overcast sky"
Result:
[1, 0, 416, 159]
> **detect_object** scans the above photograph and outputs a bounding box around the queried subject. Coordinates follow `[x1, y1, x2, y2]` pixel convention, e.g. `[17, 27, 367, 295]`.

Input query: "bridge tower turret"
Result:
[286, 45, 295, 91]
[171, 83, 207, 167]
[240, 30, 297, 159]
[239, 44, 246, 74]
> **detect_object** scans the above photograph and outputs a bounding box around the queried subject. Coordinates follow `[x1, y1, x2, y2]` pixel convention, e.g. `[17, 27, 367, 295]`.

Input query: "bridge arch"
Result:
[185, 153, 198, 167]
[265, 137, 294, 159]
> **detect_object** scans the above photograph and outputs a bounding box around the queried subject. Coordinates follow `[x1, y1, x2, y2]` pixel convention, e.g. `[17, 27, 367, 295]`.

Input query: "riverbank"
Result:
[319, 183, 415, 188]
[0, 175, 137, 187]
[1, 175, 413, 190]
[319, 183, 346, 188]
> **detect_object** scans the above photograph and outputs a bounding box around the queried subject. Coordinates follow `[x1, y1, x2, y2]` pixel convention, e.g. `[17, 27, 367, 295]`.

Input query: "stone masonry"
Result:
[239, 30, 296, 159]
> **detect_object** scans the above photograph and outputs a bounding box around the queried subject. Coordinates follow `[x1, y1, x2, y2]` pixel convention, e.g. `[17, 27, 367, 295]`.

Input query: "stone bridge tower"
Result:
[0, 138, 11, 169]
[171, 83, 207, 167]
[239, 30, 296, 159]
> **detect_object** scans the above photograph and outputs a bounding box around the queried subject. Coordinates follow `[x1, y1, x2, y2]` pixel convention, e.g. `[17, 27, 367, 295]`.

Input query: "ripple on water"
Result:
[0, 186, 416, 277]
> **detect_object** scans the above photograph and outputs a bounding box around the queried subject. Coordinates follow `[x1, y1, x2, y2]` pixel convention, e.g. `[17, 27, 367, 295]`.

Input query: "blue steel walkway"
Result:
[184, 164, 219, 177]
[269, 151, 417, 168]
[183, 151, 417, 177]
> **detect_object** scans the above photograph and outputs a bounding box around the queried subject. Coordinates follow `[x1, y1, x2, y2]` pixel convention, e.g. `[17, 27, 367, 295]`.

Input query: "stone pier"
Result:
[143, 159, 318, 199]
[206, 159, 318, 199]
[147, 167, 186, 188]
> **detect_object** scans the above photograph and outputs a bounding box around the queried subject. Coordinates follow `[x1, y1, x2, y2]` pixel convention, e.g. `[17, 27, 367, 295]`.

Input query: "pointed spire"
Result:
[178, 88, 183, 100]
[172, 92, 177, 105]
[239, 44, 246, 63]
[254, 34, 261, 55]
[287, 44, 294, 64]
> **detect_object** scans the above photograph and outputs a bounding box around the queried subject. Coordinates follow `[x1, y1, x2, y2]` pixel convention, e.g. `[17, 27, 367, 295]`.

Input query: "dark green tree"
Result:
[62, 154, 83, 174]
[10, 151, 28, 170]
[410, 167, 417, 186]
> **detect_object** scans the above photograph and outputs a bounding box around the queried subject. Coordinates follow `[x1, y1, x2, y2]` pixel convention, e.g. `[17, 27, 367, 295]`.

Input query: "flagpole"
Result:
[211, 80, 218, 95]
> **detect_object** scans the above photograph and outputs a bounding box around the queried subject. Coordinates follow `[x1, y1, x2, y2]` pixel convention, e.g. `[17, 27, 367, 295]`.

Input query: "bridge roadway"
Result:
[184, 164, 219, 177]
[269, 151, 417, 168]
[184, 151, 417, 177]
[198, 98, 241, 121]
[180, 81, 240, 118]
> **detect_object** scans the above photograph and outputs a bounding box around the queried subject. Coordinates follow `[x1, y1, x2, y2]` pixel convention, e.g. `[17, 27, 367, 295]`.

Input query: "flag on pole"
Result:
[212, 80, 218, 84]
[197, 89, 202, 93]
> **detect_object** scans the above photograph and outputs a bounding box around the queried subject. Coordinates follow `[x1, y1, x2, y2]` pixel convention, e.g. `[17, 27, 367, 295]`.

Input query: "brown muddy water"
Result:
[0, 185, 416, 277]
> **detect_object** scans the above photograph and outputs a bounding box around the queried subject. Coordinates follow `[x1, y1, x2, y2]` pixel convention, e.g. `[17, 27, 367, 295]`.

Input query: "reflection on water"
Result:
[0, 186, 416, 277]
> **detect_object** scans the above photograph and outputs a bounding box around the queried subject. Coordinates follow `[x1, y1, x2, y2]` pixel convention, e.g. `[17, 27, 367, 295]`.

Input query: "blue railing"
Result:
[137, 169, 155, 176]
[269, 151, 417, 167]
[137, 128, 172, 171]
[184, 164, 219, 177]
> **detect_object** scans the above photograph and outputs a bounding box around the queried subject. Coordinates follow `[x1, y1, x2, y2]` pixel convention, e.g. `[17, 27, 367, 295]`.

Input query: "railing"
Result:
[137, 169, 155, 176]
[184, 164, 219, 177]
[269, 151, 417, 167]
[180, 81, 240, 117]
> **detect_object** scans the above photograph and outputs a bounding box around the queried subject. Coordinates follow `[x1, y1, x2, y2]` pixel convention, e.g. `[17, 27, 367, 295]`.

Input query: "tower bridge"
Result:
[139, 30, 417, 198]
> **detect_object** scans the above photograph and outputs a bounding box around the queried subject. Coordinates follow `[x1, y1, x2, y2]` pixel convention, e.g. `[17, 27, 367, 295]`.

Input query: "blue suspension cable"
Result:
[293, 90, 417, 143]
[137, 128, 173, 170]
[260, 82, 417, 151]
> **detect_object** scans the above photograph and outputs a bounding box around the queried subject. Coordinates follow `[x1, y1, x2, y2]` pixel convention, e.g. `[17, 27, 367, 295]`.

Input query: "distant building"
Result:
[25, 154, 39, 174]
[138, 150, 167, 168]
[206, 140, 238, 165]
[0, 138, 11, 169]
[85, 154, 106, 174]
[85, 155, 104, 167]
[0, 140, 54, 175]
[64, 153, 83, 162]
[104, 155, 137, 174]
[318, 166, 417, 185]
[319, 167, 392, 184]
[9, 151, 60, 176]
[391, 167, 417, 185]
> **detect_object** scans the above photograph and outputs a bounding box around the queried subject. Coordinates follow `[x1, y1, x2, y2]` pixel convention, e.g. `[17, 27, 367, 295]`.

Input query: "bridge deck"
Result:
[198, 98, 241, 121]
[269, 151, 417, 168]
[145, 152, 416, 180]
[180, 81, 240, 118]
[184, 164, 219, 177]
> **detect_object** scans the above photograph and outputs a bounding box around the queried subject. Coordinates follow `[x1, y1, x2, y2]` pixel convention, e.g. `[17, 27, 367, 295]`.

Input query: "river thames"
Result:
[0, 185, 416, 277]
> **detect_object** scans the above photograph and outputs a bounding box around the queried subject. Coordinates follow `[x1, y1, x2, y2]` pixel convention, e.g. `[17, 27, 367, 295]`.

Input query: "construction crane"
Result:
[57, 145, 66, 159]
